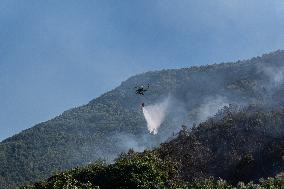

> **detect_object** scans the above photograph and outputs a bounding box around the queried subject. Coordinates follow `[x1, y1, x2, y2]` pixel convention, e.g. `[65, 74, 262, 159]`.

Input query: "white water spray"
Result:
[142, 98, 170, 134]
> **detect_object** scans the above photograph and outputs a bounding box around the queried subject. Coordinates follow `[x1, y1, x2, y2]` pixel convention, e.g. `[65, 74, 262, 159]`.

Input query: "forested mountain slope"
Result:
[21, 106, 284, 189]
[158, 105, 284, 184]
[1, 50, 284, 188]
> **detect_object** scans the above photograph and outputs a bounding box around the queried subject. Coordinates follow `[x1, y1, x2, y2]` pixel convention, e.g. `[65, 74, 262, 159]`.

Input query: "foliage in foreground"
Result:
[20, 152, 284, 189]
[20, 152, 178, 189]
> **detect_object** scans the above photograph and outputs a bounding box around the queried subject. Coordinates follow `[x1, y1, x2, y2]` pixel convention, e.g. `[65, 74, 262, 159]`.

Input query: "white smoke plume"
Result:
[196, 96, 229, 123]
[142, 97, 170, 134]
[114, 133, 146, 152]
[262, 66, 284, 86]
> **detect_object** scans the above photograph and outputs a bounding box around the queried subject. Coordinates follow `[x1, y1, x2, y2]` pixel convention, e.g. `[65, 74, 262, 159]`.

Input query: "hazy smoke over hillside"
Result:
[142, 97, 170, 134]
[114, 133, 146, 153]
[262, 66, 284, 86]
[196, 96, 229, 123]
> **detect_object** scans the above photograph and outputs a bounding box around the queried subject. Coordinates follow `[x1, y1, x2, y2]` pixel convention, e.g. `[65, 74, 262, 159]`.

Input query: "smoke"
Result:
[196, 96, 229, 123]
[256, 64, 284, 106]
[262, 65, 284, 87]
[114, 133, 146, 153]
[142, 97, 170, 134]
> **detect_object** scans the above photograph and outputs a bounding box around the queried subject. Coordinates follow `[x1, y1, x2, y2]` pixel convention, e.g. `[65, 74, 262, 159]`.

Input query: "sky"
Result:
[1, 0, 284, 141]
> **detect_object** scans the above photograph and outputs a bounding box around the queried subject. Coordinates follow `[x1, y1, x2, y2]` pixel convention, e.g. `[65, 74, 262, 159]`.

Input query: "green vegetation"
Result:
[20, 153, 284, 189]
[20, 153, 177, 189]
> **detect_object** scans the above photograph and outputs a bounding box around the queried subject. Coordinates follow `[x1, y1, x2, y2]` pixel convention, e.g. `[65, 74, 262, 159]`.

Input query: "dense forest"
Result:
[20, 106, 284, 188]
[1, 50, 284, 188]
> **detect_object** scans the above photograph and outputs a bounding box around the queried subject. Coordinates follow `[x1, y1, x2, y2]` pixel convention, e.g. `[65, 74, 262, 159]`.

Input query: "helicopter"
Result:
[135, 84, 149, 107]
[134, 84, 149, 96]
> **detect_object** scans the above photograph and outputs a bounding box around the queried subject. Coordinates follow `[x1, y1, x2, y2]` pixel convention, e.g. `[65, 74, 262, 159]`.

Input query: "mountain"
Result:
[1, 50, 284, 188]
[20, 106, 284, 189]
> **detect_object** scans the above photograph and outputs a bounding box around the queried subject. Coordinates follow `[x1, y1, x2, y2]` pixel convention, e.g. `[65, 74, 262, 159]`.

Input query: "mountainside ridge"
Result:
[1, 50, 284, 188]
